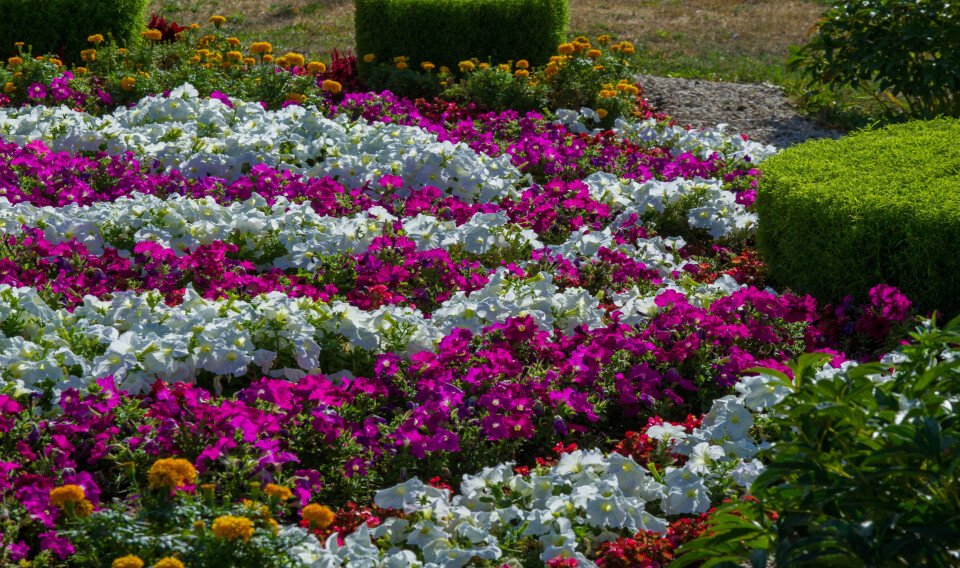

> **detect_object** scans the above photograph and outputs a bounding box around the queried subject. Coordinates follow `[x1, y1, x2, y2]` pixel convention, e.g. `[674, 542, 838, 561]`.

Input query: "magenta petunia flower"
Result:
[27, 83, 47, 99]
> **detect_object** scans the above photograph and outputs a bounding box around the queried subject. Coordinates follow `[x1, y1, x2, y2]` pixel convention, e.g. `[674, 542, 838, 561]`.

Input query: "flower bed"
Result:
[0, 20, 944, 568]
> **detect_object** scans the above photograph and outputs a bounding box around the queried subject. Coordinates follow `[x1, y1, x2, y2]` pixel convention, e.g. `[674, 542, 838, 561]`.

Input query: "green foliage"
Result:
[755, 117, 960, 316]
[0, 0, 148, 64]
[786, 0, 960, 119]
[674, 320, 960, 567]
[354, 0, 569, 73]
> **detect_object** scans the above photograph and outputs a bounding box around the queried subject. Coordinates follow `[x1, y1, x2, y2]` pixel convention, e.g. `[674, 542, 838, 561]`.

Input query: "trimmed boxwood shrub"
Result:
[355, 0, 568, 73]
[0, 0, 147, 63]
[756, 118, 960, 316]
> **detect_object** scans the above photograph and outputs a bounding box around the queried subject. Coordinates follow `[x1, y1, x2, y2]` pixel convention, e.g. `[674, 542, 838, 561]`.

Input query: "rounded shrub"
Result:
[0, 0, 148, 63]
[756, 118, 960, 316]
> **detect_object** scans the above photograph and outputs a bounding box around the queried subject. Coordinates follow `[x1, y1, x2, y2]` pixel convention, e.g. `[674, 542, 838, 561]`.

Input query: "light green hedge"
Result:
[0, 0, 147, 63]
[756, 118, 960, 315]
[355, 0, 568, 72]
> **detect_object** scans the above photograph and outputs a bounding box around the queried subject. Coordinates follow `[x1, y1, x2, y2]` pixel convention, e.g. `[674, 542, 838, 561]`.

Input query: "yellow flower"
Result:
[557, 43, 574, 55]
[514, 69, 529, 78]
[267, 518, 280, 535]
[74, 498, 94, 518]
[363, 53, 375, 63]
[597, 34, 611, 45]
[88, 34, 105, 44]
[226, 37, 241, 46]
[587, 49, 601, 58]
[75, 67, 87, 75]
[439, 66, 450, 74]
[7, 56, 22, 66]
[545, 63, 559, 76]
[117, 48, 129, 55]
[263, 54, 274, 63]
[263, 484, 292, 501]
[301, 504, 335, 528]
[306, 61, 326, 73]
[283, 52, 305, 68]
[146, 458, 197, 490]
[275, 56, 287, 67]
[515, 59, 529, 70]
[209, 15, 227, 28]
[597, 108, 608, 118]
[140, 30, 163, 41]
[421, 61, 435, 71]
[226, 50, 243, 62]
[189, 56, 201, 63]
[250, 41, 272, 55]
[14, 41, 24, 47]
[396, 61, 407, 69]
[153, 558, 185, 568]
[285, 92, 305, 103]
[498, 63, 510, 72]
[573, 41, 589, 53]
[81, 49, 96, 62]
[243, 57, 256, 66]
[321, 80, 342, 94]
[393, 55, 407, 63]
[619, 41, 635, 54]
[458, 60, 475, 72]
[599, 89, 616, 98]
[211, 515, 255, 543]
[574, 35, 589, 43]
[610, 44, 621, 53]
[196, 48, 211, 57]
[220, 61, 233, 69]
[49, 485, 85, 506]
[189, 23, 199, 30]
[111, 556, 144, 568]
[50, 58, 62, 67]
[478, 62, 489, 70]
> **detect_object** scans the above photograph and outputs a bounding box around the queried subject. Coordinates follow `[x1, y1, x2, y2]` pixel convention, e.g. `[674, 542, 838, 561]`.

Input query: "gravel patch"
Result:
[636, 74, 847, 149]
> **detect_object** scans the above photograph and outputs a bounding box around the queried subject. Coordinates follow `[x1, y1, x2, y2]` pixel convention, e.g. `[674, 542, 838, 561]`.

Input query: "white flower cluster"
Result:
[0, 193, 545, 267]
[0, 84, 521, 200]
[553, 107, 779, 163]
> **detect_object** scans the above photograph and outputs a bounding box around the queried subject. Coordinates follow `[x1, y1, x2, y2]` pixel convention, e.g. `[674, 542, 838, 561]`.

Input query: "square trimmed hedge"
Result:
[355, 0, 568, 73]
[0, 0, 147, 63]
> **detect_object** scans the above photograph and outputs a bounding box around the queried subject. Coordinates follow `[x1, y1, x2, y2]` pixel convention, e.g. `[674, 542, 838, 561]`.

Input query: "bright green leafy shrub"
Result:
[354, 0, 568, 74]
[674, 318, 960, 568]
[755, 118, 960, 316]
[787, 0, 960, 119]
[0, 0, 148, 64]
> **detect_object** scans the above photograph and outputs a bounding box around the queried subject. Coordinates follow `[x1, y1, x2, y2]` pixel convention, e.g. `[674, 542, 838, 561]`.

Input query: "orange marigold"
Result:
[209, 15, 227, 28]
[211, 515, 255, 543]
[49, 485, 85, 506]
[88, 34, 105, 44]
[146, 458, 197, 489]
[321, 80, 342, 94]
[557, 43, 574, 55]
[301, 504, 335, 528]
[363, 53, 375, 63]
[263, 484, 293, 501]
[250, 42, 272, 55]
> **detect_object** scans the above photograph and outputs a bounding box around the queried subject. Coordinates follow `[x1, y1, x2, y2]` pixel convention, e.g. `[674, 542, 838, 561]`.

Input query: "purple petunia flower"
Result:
[27, 83, 47, 99]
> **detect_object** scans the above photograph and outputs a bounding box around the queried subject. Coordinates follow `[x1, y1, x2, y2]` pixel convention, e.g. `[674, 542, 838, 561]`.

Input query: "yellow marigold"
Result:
[574, 35, 589, 43]
[439, 66, 450, 74]
[226, 50, 243, 62]
[243, 57, 256, 66]
[545, 63, 559, 76]
[283, 52, 305, 68]
[421, 61, 435, 71]
[117, 48, 129, 54]
[189, 56, 201, 63]
[267, 518, 279, 535]
[363, 53, 375, 63]
[396, 61, 407, 69]
[514, 69, 529, 78]
[196, 48, 211, 57]
[75, 67, 87, 75]
[263, 54, 274, 63]
[7, 56, 22, 66]
[597, 34, 611, 45]
[458, 60, 475, 73]
[81, 49, 96, 62]
[587, 49, 601, 58]
[88, 34, 105, 44]
[209, 15, 227, 28]
[393, 55, 407, 63]
[597, 108, 608, 118]
[220, 61, 233, 69]
[619, 41, 635, 54]
[263, 484, 292, 501]
[306, 61, 326, 73]
[599, 89, 616, 98]
[250, 41, 272, 55]
[515, 59, 529, 70]
[557, 43, 574, 55]
[146, 458, 197, 490]
[153, 558, 185, 568]
[285, 92, 305, 103]
[211, 515, 254, 543]
[49, 58, 62, 67]
[573, 41, 589, 53]
[74, 498, 94, 518]
[498, 63, 510, 72]
[189, 23, 199, 30]
[49, 485, 85, 506]
[140, 30, 163, 41]
[226, 37, 241, 46]
[111, 556, 144, 568]
[321, 79, 342, 94]
[274, 56, 287, 67]
[478, 62, 490, 70]
[301, 504, 335, 528]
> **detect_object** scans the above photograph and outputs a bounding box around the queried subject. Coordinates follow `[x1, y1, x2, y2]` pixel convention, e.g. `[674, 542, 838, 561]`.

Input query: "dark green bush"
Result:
[355, 0, 568, 74]
[786, 0, 960, 119]
[0, 0, 148, 64]
[674, 318, 960, 568]
[755, 118, 960, 316]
